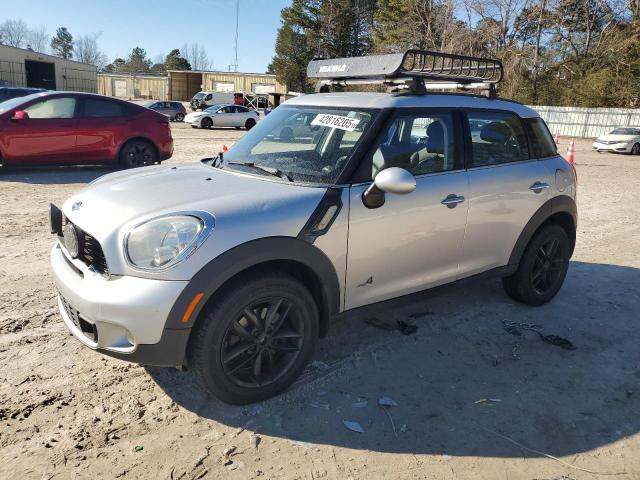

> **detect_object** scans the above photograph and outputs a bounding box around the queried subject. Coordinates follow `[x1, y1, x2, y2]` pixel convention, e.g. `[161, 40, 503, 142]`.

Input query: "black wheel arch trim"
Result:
[508, 195, 577, 266]
[165, 236, 341, 336]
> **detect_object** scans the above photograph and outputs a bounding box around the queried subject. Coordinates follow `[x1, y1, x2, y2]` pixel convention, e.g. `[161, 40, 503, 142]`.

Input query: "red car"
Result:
[0, 92, 173, 168]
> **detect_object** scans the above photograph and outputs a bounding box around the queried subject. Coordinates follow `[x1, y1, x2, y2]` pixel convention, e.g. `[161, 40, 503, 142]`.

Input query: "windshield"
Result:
[0, 93, 42, 115]
[193, 92, 205, 100]
[221, 105, 376, 184]
[204, 104, 224, 112]
[610, 128, 639, 135]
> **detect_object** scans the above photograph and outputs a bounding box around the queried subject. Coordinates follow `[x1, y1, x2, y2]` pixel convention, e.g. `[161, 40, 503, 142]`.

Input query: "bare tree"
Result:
[27, 26, 49, 53]
[0, 19, 29, 48]
[182, 43, 212, 70]
[75, 32, 108, 69]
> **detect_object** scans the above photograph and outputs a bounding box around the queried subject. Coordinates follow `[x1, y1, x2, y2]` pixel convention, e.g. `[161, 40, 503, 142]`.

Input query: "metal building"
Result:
[168, 70, 286, 101]
[97, 73, 168, 100]
[0, 44, 97, 92]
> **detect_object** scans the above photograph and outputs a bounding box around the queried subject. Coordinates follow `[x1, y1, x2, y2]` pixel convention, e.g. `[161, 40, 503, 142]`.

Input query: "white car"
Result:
[184, 104, 259, 130]
[592, 127, 640, 154]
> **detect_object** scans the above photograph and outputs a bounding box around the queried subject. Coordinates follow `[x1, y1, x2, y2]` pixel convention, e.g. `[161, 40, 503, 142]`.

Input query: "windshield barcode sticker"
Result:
[311, 114, 360, 131]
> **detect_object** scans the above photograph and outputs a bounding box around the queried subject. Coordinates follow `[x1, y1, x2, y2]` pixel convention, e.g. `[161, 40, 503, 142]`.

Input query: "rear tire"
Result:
[502, 224, 571, 306]
[119, 139, 157, 168]
[245, 118, 256, 130]
[189, 271, 319, 405]
[174, 112, 185, 122]
[201, 117, 213, 129]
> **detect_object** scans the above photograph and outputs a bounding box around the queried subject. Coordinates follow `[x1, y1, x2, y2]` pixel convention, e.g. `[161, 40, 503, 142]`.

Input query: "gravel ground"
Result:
[1, 125, 639, 480]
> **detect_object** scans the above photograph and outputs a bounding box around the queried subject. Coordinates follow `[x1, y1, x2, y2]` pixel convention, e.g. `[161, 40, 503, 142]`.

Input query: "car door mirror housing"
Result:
[11, 110, 29, 121]
[362, 167, 416, 209]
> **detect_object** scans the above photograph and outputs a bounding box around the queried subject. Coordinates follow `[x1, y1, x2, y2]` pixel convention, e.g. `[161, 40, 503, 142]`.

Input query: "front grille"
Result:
[80, 230, 109, 276]
[60, 295, 98, 342]
[60, 220, 109, 276]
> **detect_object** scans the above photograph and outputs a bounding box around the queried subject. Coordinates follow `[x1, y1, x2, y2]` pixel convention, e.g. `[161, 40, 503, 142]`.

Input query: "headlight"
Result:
[125, 213, 214, 270]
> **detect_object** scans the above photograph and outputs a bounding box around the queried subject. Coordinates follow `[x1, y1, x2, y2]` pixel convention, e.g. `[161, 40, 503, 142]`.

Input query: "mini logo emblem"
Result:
[72, 201, 83, 211]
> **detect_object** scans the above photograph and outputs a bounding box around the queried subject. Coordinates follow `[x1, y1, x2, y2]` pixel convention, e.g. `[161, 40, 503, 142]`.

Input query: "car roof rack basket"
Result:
[307, 49, 503, 98]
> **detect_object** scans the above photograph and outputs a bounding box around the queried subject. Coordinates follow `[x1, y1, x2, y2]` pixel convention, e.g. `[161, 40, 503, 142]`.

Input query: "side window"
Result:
[24, 97, 76, 119]
[83, 98, 125, 118]
[525, 117, 557, 158]
[370, 112, 457, 178]
[467, 111, 529, 167]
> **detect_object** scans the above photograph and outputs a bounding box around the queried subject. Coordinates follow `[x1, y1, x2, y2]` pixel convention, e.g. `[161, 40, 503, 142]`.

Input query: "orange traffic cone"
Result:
[554, 131, 560, 145]
[566, 140, 575, 165]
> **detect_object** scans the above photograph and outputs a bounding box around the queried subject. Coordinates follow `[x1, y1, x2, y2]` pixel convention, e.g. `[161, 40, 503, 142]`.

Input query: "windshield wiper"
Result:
[227, 161, 293, 182]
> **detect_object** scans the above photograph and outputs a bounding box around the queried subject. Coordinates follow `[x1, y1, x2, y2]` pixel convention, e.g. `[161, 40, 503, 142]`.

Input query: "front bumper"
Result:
[51, 243, 190, 367]
[592, 142, 632, 152]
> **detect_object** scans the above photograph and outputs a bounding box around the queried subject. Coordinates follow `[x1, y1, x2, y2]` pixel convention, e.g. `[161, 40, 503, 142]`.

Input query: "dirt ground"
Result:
[1, 124, 639, 480]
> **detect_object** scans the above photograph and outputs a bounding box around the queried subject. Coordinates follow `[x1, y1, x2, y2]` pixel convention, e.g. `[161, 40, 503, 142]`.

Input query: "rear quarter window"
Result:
[525, 118, 558, 158]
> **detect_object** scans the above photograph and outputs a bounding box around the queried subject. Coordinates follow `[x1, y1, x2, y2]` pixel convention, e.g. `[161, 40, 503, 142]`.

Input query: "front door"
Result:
[4, 96, 77, 164]
[345, 110, 469, 310]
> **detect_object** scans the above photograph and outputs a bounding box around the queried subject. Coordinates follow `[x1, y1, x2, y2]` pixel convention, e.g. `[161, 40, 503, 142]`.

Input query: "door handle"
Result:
[529, 181, 550, 193]
[441, 194, 465, 208]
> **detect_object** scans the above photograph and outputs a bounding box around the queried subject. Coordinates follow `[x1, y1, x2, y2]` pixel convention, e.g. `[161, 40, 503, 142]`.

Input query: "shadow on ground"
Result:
[0, 165, 117, 185]
[148, 260, 640, 458]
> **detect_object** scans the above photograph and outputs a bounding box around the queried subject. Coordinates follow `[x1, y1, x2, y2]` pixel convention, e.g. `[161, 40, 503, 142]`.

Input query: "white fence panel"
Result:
[528, 105, 640, 138]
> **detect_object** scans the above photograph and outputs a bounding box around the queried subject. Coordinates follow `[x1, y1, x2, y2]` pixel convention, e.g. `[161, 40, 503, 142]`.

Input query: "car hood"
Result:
[63, 162, 326, 242]
[596, 134, 637, 142]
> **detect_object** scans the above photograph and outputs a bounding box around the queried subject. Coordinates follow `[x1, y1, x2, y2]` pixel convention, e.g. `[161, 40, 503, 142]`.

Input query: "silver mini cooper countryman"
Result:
[50, 51, 577, 404]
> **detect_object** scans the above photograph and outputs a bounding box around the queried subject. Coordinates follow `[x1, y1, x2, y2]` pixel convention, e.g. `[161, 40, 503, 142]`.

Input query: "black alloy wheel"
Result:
[502, 224, 571, 306]
[189, 272, 319, 404]
[221, 297, 304, 388]
[201, 117, 213, 129]
[530, 237, 565, 296]
[120, 140, 157, 168]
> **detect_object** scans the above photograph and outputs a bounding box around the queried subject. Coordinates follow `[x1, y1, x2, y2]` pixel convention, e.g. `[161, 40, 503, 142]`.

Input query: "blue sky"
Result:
[3, 0, 291, 72]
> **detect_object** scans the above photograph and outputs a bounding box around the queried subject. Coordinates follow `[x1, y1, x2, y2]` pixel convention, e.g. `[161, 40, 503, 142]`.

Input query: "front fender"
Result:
[164, 236, 341, 332]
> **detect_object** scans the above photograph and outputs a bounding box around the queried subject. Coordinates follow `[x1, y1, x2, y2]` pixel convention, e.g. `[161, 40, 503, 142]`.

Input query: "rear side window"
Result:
[83, 98, 133, 117]
[467, 111, 529, 167]
[525, 118, 558, 158]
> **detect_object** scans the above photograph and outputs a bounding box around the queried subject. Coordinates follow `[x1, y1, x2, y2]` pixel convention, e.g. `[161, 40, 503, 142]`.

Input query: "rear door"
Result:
[75, 97, 134, 163]
[4, 95, 78, 164]
[213, 106, 234, 127]
[459, 111, 556, 276]
[345, 110, 470, 310]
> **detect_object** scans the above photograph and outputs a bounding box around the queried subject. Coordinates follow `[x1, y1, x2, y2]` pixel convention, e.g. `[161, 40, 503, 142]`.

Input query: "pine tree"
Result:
[50, 27, 73, 59]
[164, 49, 191, 71]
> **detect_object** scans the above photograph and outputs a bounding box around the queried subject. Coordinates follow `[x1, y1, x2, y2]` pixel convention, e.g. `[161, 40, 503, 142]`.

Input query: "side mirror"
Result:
[11, 110, 29, 121]
[362, 167, 416, 209]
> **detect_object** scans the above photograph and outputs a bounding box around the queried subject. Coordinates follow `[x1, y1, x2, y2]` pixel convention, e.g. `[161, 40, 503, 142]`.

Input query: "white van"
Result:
[190, 91, 235, 111]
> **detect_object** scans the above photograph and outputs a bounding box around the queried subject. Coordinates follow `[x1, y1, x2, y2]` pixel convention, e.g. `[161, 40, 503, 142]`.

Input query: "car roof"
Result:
[285, 92, 539, 118]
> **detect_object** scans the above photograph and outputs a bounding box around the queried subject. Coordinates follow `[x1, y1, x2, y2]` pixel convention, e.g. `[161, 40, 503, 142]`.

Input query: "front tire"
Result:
[174, 112, 185, 122]
[189, 271, 319, 405]
[201, 117, 213, 129]
[119, 139, 157, 168]
[631, 143, 640, 155]
[502, 224, 571, 306]
[245, 118, 256, 130]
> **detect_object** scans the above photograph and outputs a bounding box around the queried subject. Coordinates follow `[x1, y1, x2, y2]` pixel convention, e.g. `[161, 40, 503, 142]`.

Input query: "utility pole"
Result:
[233, 0, 239, 72]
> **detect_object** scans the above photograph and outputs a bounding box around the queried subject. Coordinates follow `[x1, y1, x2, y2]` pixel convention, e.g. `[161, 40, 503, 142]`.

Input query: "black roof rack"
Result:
[308, 49, 503, 98]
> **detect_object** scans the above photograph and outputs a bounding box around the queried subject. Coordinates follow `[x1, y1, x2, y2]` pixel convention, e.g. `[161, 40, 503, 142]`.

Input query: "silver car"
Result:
[50, 50, 577, 404]
[184, 103, 259, 130]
